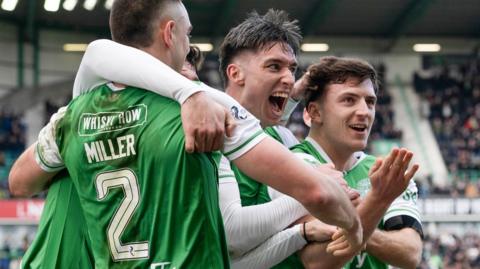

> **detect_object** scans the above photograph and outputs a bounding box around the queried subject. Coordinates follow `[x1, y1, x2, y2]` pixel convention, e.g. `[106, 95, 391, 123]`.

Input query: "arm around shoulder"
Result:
[232, 137, 359, 231]
[9, 143, 56, 197]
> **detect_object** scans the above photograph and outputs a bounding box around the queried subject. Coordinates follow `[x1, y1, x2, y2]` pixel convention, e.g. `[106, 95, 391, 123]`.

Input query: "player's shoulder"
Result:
[270, 125, 299, 148]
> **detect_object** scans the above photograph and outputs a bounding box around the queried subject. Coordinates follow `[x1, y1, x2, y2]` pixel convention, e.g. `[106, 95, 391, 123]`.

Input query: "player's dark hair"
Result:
[110, 0, 181, 48]
[218, 9, 302, 88]
[186, 45, 203, 71]
[304, 56, 379, 106]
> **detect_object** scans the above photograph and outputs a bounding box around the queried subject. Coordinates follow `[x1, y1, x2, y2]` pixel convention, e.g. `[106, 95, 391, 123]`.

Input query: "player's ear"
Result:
[226, 63, 245, 86]
[307, 102, 322, 124]
[303, 108, 312, 127]
[161, 20, 176, 48]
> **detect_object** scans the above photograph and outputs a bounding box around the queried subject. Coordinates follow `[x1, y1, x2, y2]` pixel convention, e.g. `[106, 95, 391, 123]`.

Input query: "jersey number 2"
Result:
[96, 169, 149, 261]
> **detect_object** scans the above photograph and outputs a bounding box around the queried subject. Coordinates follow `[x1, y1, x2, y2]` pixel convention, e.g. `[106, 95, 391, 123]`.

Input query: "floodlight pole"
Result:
[17, 24, 24, 88]
[26, 0, 39, 88]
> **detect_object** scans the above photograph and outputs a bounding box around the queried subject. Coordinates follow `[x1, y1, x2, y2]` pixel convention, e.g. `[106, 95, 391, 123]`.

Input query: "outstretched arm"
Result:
[233, 138, 362, 245]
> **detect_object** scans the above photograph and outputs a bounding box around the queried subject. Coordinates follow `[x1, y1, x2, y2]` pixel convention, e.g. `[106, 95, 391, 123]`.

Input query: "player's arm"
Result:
[279, 72, 309, 125]
[9, 107, 67, 197]
[195, 92, 363, 247]
[73, 39, 204, 102]
[232, 138, 362, 244]
[231, 217, 337, 269]
[364, 180, 423, 268]
[365, 227, 422, 268]
[219, 156, 308, 258]
[8, 144, 56, 197]
[220, 152, 355, 258]
[231, 224, 306, 269]
[299, 190, 390, 269]
[75, 39, 234, 152]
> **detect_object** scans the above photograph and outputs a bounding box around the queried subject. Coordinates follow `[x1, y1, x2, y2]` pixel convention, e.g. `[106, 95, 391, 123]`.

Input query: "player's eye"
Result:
[343, 97, 355, 104]
[289, 66, 298, 74]
[366, 98, 376, 107]
[267, 64, 280, 71]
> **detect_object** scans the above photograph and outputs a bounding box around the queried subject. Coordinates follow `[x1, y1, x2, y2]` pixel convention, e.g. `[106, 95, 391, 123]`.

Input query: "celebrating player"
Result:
[10, 2, 362, 268]
[292, 57, 423, 269]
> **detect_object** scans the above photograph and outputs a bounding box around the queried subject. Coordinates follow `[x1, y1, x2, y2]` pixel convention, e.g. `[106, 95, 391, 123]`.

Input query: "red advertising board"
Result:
[0, 200, 45, 223]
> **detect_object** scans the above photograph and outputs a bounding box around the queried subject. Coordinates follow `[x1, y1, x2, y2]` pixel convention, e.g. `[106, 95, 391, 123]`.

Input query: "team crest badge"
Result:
[230, 106, 248, 120]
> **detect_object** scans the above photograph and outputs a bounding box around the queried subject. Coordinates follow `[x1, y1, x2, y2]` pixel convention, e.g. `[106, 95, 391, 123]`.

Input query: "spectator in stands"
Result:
[421, 232, 480, 268]
[0, 238, 10, 269]
[414, 57, 480, 195]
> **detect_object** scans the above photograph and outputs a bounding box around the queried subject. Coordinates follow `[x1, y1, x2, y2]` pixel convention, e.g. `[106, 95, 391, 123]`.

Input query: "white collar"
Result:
[305, 136, 367, 172]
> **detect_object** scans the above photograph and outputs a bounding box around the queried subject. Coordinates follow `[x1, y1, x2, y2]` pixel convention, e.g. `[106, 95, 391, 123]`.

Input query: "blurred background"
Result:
[0, 0, 479, 268]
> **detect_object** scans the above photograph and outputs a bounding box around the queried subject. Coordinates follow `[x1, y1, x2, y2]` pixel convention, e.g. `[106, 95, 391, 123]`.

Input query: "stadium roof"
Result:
[0, 0, 479, 52]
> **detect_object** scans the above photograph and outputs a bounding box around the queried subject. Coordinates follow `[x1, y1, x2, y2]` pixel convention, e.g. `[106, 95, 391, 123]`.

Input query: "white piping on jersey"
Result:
[304, 136, 367, 172]
[107, 82, 126, 91]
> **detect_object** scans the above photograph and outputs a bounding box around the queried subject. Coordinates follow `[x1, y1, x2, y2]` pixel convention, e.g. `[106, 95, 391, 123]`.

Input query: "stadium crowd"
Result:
[0, 233, 29, 269]
[0, 111, 26, 200]
[414, 57, 480, 196]
[420, 232, 480, 269]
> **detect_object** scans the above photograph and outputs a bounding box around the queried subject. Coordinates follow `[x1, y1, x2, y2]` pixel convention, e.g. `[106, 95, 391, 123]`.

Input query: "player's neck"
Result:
[142, 44, 174, 71]
[225, 85, 242, 104]
[225, 85, 261, 126]
[309, 130, 355, 171]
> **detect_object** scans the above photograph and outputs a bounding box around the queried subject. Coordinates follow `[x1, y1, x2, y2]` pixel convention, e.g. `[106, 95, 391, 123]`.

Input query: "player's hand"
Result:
[326, 217, 363, 256]
[304, 219, 337, 243]
[368, 148, 420, 203]
[181, 92, 236, 153]
[315, 163, 360, 201]
[290, 72, 311, 101]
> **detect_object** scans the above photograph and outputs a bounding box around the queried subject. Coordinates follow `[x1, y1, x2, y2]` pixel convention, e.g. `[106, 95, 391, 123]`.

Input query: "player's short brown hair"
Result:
[304, 56, 379, 105]
[186, 45, 203, 71]
[110, 0, 181, 47]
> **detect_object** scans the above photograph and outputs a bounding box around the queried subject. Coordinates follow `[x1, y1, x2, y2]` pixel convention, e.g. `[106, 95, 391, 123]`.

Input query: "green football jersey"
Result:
[55, 84, 229, 268]
[21, 170, 93, 269]
[291, 137, 386, 269]
[232, 127, 280, 207]
[234, 126, 298, 206]
[233, 125, 303, 269]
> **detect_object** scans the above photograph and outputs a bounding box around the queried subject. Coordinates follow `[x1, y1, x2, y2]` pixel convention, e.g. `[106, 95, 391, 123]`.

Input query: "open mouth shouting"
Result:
[269, 92, 289, 115]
